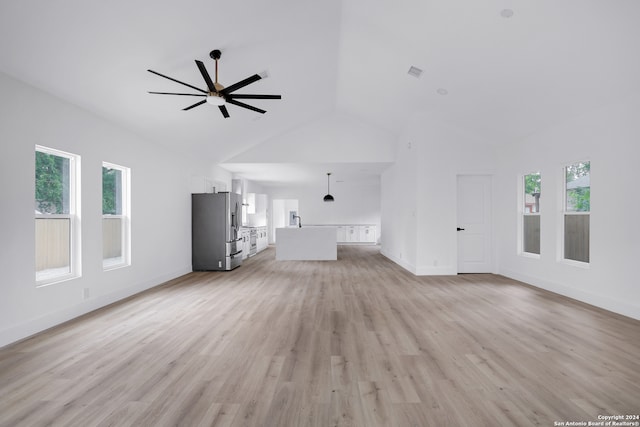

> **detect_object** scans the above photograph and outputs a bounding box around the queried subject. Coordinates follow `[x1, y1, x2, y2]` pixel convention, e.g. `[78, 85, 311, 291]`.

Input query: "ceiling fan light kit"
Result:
[206, 94, 226, 106]
[147, 49, 281, 118]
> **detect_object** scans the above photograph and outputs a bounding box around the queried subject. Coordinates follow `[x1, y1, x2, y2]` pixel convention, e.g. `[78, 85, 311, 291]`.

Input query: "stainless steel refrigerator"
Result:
[192, 192, 243, 271]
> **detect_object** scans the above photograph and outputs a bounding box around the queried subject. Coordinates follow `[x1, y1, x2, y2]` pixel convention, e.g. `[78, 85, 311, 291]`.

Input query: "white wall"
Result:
[381, 116, 497, 274]
[190, 165, 232, 194]
[266, 179, 381, 242]
[271, 199, 299, 240]
[414, 121, 497, 274]
[0, 72, 216, 347]
[495, 99, 640, 320]
[225, 111, 395, 164]
[238, 178, 269, 227]
[380, 131, 418, 271]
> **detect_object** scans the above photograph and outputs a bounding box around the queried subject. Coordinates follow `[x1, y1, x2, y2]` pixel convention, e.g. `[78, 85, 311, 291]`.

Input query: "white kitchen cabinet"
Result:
[255, 194, 267, 214]
[346, 226, 358, 242]
[240, 229, 251, 260]
[257, 226, 268, 252]
[359, 226, 376, 243]
[246, 193, 256, 214]
[313, 224, 377, 244]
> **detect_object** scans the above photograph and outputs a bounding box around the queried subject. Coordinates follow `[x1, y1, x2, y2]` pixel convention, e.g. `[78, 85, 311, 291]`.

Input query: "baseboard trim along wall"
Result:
[0, 267, 192, 348]
[380, 250, 416, 275]
[500, 268, 640, 321]
[415, 265, 457, 275]
[380, 250, 457, 276]
[382, 251, 639, 320]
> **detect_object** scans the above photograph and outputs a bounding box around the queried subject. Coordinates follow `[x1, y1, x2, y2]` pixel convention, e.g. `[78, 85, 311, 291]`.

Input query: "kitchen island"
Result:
[275, 227, 337, 261]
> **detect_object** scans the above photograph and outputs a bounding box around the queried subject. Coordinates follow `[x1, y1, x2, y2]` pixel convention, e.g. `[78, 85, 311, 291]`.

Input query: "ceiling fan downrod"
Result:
[210, 49, 222, 89]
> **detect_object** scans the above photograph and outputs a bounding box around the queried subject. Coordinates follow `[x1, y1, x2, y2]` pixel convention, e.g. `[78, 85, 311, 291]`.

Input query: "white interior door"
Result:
[457, 175, 493, 273]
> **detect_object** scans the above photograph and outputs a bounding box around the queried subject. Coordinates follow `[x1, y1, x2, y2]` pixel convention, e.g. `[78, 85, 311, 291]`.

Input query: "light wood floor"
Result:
[1, 246, 639, 427]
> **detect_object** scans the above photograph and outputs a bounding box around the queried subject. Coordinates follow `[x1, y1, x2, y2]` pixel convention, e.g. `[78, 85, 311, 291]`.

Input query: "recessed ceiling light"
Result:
[408, 66, 423, 78]
[501, 9, 514, 18]
[437, 88, 448, 95]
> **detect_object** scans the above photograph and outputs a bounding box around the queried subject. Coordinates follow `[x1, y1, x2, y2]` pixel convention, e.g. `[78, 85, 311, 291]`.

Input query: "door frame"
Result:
[456, 174, 495, 274]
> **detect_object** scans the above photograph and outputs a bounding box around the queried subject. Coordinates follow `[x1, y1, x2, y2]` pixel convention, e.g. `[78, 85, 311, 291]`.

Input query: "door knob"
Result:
[457, 227, 465, 231]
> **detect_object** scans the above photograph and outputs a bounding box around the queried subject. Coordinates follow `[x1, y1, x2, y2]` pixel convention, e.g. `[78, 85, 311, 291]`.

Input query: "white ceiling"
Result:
[1, 0, 639, 185]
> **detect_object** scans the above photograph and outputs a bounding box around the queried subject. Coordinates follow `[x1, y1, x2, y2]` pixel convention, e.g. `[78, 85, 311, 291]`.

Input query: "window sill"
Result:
[560, 258, 590, 269]
[519, 252, 540, 260]
[103, 257, 130, 271]
[36, 272, 80, 288]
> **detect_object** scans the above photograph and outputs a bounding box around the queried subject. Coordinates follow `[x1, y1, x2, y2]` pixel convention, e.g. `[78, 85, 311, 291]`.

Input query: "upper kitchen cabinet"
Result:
[245, 193, 269, 227]
[255, 194, 268, 215]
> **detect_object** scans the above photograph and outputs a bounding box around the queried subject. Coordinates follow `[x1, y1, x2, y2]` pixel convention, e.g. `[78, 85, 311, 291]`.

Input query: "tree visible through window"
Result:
[564, 161, 590, 263]
[566, 162, 590, 212]
[35, 146, 78, 283]
[523, 172, 541, 255]
[102, 167, 121, 215]
[35, 151, 69, 214]
[103, 162, 130, 269]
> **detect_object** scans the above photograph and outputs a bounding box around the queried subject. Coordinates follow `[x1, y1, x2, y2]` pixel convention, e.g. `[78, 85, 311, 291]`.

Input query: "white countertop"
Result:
[275, 227, 337, 261]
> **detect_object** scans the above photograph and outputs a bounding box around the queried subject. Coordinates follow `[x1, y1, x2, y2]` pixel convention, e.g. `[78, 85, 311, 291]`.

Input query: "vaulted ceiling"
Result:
[1, 0, 638, 185]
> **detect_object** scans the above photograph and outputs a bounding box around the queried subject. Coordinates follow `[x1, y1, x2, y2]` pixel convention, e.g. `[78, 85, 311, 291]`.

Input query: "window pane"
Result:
[103, 217, 123, 266]
[103, 167, 122, 215]
[564, 214, 590, 262]
[102, 162, 129, 269]
[523, 215, 540, 254]
[35, 151, 70, 214]
[35, 218, 70, 280]
[565, 162, 590, 212]
[523, 172, 541, 213]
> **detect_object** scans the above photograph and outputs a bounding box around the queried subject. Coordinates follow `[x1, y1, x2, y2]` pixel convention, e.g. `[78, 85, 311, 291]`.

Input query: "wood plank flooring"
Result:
[1, 245, 639, 426]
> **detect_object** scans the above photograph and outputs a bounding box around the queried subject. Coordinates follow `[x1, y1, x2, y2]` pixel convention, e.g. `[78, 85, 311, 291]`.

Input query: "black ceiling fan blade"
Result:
[220, 74, 262, 95]
[147, 69, 208, 94]
[219, 105, 230, 118]
[227, 94, 281, 100]
[226, 99, 266, 114]
[195, 60, 216, 93]
[182, 99, 207, 111]
[149, 91, 206, 97]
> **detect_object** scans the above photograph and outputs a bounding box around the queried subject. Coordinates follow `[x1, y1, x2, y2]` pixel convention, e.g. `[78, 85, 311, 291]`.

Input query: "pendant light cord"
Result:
[323, 172, 335, 202]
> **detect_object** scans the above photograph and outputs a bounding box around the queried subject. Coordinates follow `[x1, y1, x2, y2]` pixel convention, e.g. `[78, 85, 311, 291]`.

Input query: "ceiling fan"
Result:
[147, 49, 281, 118]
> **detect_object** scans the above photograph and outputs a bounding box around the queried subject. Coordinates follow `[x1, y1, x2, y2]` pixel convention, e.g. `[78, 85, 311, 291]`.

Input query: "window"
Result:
[563, 161, 590, 263]
[35, 146, 80, 284]
[522, 172, 541, 255]
[103, 162, 130, 269]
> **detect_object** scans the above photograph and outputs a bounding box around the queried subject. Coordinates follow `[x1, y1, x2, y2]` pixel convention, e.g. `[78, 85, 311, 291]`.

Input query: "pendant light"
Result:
[323, 172, 335, 202]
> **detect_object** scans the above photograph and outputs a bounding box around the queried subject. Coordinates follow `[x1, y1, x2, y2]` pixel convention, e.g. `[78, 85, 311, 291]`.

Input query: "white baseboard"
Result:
[380, 249, 416, 275]
[500, 268, 640, 321]
[415, 265, 457, 275]
[380, 250, 457, 276]
[0, 267, 191, 348]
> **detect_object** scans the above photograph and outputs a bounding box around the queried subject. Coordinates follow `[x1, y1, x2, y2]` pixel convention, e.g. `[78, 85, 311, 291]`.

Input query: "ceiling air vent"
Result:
[407, 66, 423, 78]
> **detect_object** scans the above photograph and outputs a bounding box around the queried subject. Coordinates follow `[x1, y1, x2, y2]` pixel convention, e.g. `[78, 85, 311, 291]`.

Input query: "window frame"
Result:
[35, 145, 81, 286]
[518, 171, 541, 258]
[102, 161, 131, 270]
[560, 160, 590, 267]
